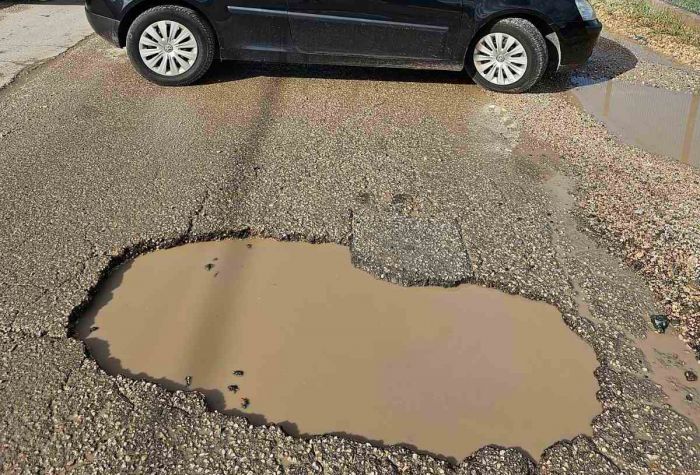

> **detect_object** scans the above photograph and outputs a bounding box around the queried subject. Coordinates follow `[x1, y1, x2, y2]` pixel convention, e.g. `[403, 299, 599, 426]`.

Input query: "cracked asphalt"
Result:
[1, 30, 699, 474]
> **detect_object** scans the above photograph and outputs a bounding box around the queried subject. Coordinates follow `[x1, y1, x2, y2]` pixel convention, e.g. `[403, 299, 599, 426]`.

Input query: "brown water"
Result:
[571, 79, 699, 168]
[77, 238, 600, 461]
[636, 329, 700, 426]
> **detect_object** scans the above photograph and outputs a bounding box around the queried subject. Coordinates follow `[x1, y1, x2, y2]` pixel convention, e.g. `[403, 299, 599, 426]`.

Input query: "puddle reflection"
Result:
[571, 79, 699, 168]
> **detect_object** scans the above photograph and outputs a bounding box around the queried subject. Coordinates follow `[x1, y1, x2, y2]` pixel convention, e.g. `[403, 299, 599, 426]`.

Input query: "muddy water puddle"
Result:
[636, 329, 700, 425]
[77, 239, 600, 461]
[570, 79, 699, 168]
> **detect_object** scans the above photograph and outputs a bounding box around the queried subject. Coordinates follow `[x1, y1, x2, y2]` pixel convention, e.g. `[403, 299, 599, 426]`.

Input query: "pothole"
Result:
[570, 78, 699, 168]
[76, 238, 600, 461]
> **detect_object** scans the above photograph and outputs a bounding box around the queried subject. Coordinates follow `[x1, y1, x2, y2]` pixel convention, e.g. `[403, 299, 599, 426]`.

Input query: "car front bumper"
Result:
[557, 19, 602, 66]
[85, 8, 121, 47]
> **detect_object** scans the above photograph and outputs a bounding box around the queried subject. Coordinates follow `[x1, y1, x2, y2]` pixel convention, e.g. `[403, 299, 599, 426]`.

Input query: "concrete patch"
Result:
[0, 0, 93, 89]
[0, 60, 22, 88]
[351, 207, 472, 286]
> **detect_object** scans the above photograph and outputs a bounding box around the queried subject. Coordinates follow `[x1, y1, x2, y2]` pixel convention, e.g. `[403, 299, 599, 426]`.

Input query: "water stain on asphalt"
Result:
[570, 79, 699, 168]
[77, 238, 600, 461]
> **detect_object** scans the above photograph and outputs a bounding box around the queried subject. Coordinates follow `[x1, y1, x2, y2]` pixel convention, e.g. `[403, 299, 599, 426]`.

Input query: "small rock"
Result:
[185, 376, 192, 387]
[89, 326, 99, 333]
[686, 393, 694, 401]
[204, 263, 215, 271]
[650, 314, 669, 333]
[685, 370, 698, 382]
[233, 370, 244, 376]
[241, 398, 250, 409]
[633, 34, 648, 44]
[228, 385, 239, 393]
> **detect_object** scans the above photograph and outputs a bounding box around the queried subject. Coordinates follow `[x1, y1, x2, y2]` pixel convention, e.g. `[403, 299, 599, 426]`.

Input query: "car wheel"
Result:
[467, 18, 548, 94]
[125, 5, 215, 86]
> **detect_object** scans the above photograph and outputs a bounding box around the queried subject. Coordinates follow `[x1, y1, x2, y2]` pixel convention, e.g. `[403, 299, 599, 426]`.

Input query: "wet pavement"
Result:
[1, 26, 699, 475]
[77, 238, 600, 462]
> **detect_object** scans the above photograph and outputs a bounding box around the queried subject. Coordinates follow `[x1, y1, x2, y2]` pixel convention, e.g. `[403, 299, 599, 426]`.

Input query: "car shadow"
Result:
[201, 36, 638, 94]
[202, 60, 475, 87]
[531, 36, 639, 93]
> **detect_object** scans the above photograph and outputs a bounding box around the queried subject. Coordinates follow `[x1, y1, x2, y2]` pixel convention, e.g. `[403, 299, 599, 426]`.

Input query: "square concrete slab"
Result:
[351, 207, 472, 286]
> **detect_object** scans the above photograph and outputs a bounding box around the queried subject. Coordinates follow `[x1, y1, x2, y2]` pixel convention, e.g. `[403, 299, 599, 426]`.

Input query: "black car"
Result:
[85, 0, 601, 93]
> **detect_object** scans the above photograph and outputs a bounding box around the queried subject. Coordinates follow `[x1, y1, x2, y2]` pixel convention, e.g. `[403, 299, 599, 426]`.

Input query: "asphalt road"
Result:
[1, 20, 699, 475]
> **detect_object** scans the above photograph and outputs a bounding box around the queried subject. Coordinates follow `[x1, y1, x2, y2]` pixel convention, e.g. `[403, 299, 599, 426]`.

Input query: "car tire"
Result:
[467, 18, 548, 94]
[126, 5, 216, 86]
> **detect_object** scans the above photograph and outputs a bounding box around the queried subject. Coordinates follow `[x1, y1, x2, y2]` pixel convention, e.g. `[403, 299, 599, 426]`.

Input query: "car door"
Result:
[220, 0, 292, 59]
[287, 0, 464, 60]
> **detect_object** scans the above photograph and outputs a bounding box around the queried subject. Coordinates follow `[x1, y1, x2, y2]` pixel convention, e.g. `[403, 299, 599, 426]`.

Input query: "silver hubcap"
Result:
[473, 33, 528, 86]
[139, 20, 198, 77]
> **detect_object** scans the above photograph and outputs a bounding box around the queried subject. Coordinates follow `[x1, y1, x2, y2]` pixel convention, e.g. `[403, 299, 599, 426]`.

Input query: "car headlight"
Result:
[575, 0, 597, 20]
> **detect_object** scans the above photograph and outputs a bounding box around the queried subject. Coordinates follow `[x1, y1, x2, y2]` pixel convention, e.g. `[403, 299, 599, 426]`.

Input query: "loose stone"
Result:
[651, 314, 670, 333]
